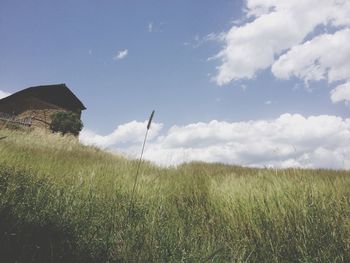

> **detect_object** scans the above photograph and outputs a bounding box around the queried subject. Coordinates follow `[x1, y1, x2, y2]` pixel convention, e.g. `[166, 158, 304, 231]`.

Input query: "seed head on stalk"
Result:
[128, 110, 155, 215]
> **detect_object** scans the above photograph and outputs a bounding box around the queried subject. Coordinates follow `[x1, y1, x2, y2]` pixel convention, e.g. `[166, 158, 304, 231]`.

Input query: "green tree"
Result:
[50, 111, 83, 136]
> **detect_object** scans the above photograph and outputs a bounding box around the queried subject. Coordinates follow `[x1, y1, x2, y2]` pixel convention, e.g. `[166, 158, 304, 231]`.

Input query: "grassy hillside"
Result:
[0, 129, 349, 262]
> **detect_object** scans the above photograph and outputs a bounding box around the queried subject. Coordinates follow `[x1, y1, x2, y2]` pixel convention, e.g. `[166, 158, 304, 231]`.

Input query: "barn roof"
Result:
[0, 84, 86, 111]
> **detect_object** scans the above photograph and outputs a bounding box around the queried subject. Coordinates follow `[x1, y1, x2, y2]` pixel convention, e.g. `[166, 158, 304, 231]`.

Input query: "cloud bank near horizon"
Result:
[0, 90, 11, 99]
[80, 113, 350, 169]
[213, 0, 350, 104]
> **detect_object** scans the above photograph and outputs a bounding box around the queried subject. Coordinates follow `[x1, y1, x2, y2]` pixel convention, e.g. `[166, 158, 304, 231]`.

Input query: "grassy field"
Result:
[0, 129, 349, 262]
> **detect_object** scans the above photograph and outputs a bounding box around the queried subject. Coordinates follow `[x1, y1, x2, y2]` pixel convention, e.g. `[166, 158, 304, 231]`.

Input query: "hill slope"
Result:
[0, 129, 349, 262]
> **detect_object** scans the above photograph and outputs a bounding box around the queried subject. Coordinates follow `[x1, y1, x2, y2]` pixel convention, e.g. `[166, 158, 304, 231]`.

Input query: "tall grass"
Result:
[0, 129, 349, 262]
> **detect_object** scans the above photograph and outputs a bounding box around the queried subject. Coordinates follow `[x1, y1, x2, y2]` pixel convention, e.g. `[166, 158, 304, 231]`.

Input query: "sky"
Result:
[1, 0, 350, 169]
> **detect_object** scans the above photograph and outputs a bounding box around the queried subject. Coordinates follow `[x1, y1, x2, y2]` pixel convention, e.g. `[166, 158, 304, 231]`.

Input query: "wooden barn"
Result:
[0, 84, 86, 131]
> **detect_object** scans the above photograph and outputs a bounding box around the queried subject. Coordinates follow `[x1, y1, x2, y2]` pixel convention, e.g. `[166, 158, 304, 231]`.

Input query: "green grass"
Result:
[0, 129, 349, 262]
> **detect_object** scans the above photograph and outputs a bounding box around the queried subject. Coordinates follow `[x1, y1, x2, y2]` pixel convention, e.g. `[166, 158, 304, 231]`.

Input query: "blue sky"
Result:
[0, 0, 239, 131]
[1, 0, 350, 168]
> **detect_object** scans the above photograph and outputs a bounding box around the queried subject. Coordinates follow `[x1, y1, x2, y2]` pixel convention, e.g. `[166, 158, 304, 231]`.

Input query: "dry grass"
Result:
[0, 129, 349, 262]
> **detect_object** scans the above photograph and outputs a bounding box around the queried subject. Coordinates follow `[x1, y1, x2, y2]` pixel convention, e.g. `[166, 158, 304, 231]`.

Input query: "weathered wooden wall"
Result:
[20, 108, 69, 129]
[0, 96, 81, 131]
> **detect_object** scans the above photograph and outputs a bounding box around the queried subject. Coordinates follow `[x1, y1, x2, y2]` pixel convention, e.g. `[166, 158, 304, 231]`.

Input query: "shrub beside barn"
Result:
[0, 84, 86, 134]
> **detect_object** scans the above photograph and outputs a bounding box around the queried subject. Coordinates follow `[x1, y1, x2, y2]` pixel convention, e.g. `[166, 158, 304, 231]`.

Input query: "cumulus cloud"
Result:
[113, 49, 128, 60]
[80, 114, 350, 169]
[272, 28, 350, 102]
[213, 0, 350, 102]
[272, 29, 350, 82]
[0, 90, 11, 99]
[331, 82, 350, 103]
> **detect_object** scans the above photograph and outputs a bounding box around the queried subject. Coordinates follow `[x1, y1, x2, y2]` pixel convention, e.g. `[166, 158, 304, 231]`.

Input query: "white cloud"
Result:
[113, 49, 128, 60]
[271, 28, 350, 103]
[272, 29, 350, 83]
[213, 0, 350, 102]
[148, 22, 153, 32]
[80, 114, 350, 169]
[331, 82, 350, 103]
[80, 120, 163, 148]
[146, 21, 165, 33]
[185, 32, 224, 49]
[0, 90, 11, 99]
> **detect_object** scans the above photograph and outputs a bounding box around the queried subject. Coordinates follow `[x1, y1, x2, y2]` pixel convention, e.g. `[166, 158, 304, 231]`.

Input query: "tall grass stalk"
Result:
[129, 110, 155, 216]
